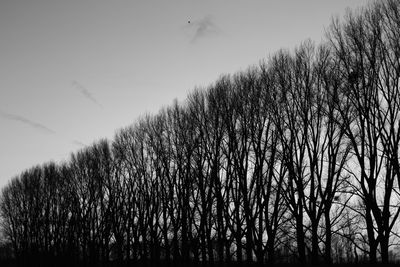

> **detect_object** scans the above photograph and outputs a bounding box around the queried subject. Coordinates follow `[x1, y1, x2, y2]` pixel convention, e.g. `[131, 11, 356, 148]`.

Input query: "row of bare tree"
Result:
[1, 0, 400, 266]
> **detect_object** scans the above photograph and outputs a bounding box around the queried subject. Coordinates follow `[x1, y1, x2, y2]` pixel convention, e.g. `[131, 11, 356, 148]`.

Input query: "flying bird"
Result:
[185, 15, 221, 43]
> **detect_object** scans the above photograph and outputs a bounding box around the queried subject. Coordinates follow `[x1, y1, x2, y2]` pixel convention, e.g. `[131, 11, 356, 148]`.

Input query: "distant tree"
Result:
[270, 49, 309, 265]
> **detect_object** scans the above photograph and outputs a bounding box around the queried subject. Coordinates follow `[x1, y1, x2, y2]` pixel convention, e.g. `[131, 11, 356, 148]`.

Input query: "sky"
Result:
[0, 0, 371, 189]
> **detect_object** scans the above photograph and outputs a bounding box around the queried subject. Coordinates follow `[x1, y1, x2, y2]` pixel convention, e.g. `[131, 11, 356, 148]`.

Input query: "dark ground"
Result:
[0, 259, 399, 267]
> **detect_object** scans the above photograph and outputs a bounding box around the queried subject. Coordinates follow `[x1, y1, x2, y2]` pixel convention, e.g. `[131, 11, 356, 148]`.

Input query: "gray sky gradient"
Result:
[0, 0, 371, 188]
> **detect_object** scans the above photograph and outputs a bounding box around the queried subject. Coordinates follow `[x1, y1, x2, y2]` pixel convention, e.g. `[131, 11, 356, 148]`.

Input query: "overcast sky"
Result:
[0, 0, 370, 188]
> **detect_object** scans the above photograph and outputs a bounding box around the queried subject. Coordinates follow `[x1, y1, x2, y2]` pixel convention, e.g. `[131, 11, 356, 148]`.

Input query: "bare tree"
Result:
[328, 1, 400, 263]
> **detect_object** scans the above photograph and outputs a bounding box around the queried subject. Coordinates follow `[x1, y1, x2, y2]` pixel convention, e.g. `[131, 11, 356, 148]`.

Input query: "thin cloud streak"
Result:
[72, 140, 86, 147]
[187, 15, 222, 43]
[71, 81, 103, 108]
[0, 109, 56, 134]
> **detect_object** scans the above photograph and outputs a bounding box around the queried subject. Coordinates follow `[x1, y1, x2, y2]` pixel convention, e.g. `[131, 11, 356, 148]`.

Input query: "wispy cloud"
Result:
[187, 15, 222, 43]
[0, 109, 56, 134]
[71, 81, 103, 108]
[72, 140, 86, 147]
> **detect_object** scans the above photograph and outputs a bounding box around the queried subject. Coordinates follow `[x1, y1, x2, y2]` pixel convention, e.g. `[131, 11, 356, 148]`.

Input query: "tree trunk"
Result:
[296, 211, 306, 265]
[324, 210, 332, 265]
[380, 234, 389, 264]
[311, 220, 319, 265]
[266, 235, 275, 265]
[366, 208, 377, 264]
